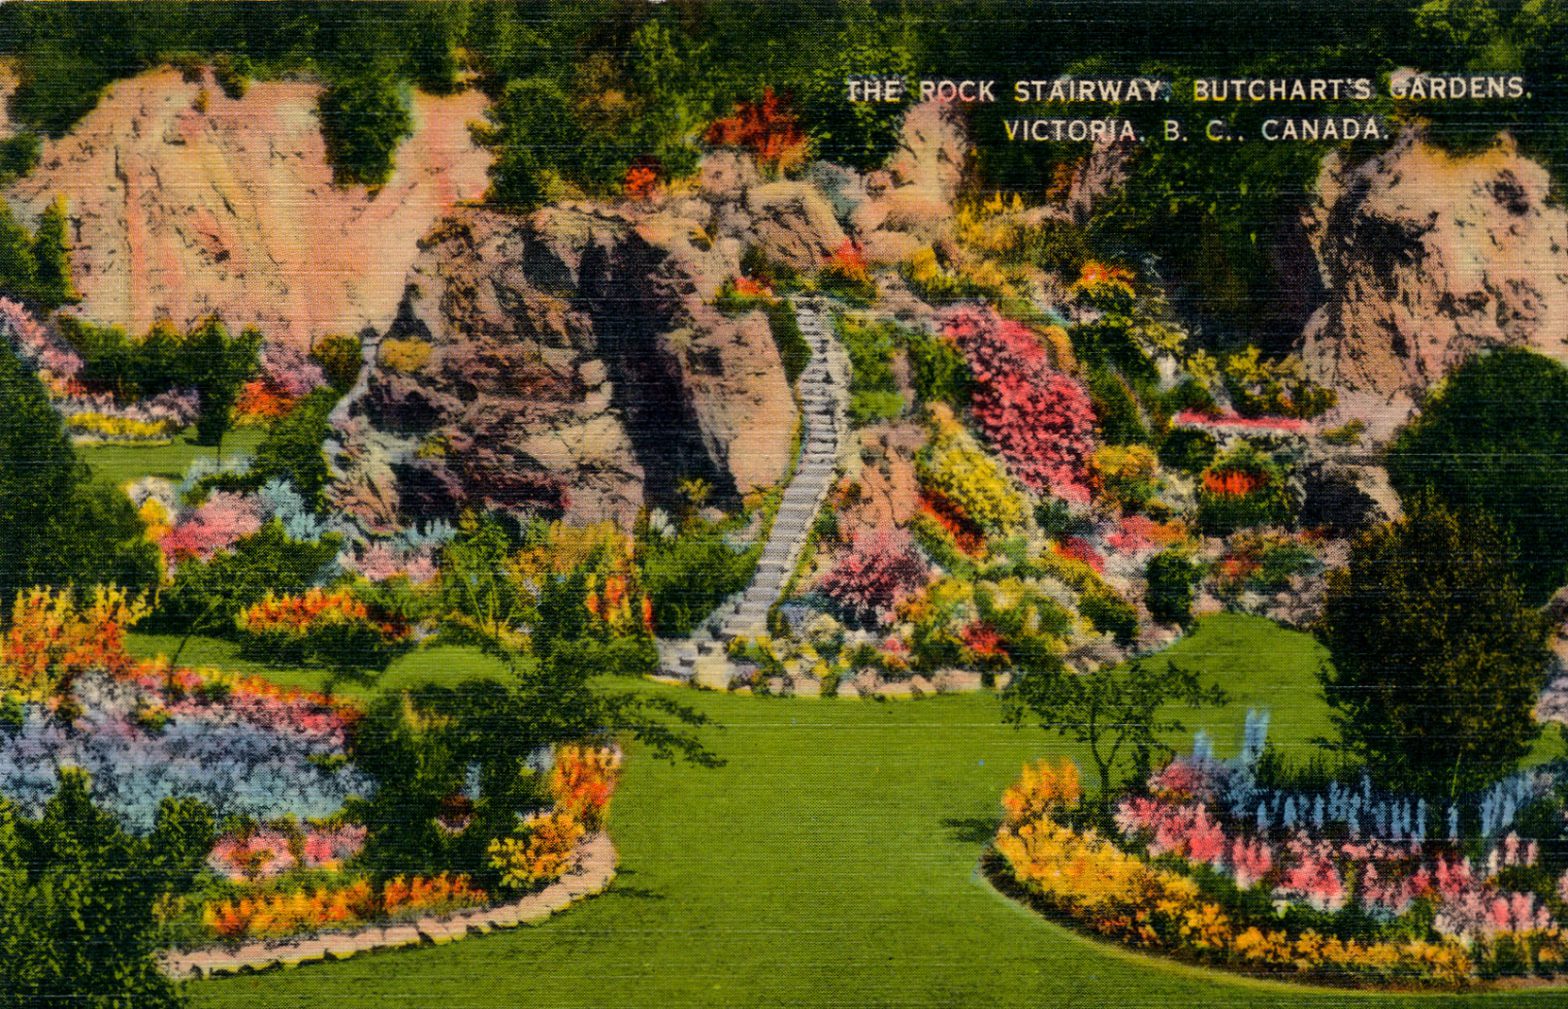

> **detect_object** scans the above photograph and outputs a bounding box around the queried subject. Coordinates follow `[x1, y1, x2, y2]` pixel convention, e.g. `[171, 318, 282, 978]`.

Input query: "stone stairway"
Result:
[659, 298, 849, 688]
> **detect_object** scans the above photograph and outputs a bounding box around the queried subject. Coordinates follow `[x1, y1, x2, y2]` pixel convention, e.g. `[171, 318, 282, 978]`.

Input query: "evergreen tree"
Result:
[0, 202, 37, 303]
[0, 339, 81, 598]
[30, 195, 78, 308]
[1318, 496, 1551, 799]
[317, 67, 414, 187]
[185, 317, 260, 450]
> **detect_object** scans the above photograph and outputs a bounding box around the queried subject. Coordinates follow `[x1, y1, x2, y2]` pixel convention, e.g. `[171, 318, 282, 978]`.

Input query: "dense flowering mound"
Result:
[201, 871, 489, 942]
[160, 490, 265, 564]
[703, 87, 809, 173]
[995, 722, 1568, 986]
[815, 526, 932, 628]
[940, 306, 1096, 504]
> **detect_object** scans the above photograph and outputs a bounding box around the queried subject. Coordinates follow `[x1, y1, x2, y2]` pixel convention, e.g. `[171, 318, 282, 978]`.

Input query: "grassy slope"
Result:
[188, 615, 1565, 1008]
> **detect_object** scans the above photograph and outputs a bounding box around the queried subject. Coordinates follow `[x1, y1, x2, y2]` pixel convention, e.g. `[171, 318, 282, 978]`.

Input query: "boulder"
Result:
[1300, 131, 1568, 436]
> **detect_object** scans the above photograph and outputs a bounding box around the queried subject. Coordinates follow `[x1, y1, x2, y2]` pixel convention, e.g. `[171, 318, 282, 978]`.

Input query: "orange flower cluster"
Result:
[731, 275, 774, 300]
[959, 622, 1008, 664]
[1202, 468, 1266, 498]
[822, 240, 872, 286]
[237, 588, 408, 642]
[583, 574, 655, 636]
[202, 879, 377, 941]
[1073, 260, 1136, 301]
[233, 378, 294, 423]
[704, 87, 809, 172]
[623, 164, 660, 201]
[382, 872, 488, 918]
[1, 587, 148, 702]
[202, 872, 487, 941]
[550, 745, 622, 832]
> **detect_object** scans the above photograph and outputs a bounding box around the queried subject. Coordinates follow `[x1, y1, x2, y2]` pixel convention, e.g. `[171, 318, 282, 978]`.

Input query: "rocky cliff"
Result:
[1300, 132, 1568, 435]
[328, 158, 851, 530]
[5, 66, 492, 346]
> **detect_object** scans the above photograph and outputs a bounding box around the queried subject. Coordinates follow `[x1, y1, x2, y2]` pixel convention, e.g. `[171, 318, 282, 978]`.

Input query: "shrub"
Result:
[638, 520, 755, 636]
[1386, 348, 1568, 603]
[310, 333, 364, 393]
[318, 69, 413, 187]
[1221, 346, 1337, 419]
[212, 52, 250, 99]
[1002, 758, 1082, 826]
[942, 306, 1097, 502]
[836, 313, 905, 425]
[235, 587, 410, 671]
[1157, 426, 1219, 474]
[1145, 549, 1202, 627]
[1090, 444, 1160, 513]
[1078, 583, 1138, 646]
[550, 745, 621, 832]
[152, 521, 342, 636]
[1085, 366, 1150, 444]
[379, 336, 433, 373]
[1197, 443, 1293, 535]
[902, 325, 972, 406]
[815, 527, 930, 628]
[765, 300, 812, 384]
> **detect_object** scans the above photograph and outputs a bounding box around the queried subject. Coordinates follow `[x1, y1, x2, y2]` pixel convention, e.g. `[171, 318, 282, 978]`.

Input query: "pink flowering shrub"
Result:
[160, 491, 263, 565]
[940, 306, 1096, 503]
[0, 297, 81, 390]
[209, 823, 367, 882]
[258, 344, 327, 400]
[815, 527, 931, 628]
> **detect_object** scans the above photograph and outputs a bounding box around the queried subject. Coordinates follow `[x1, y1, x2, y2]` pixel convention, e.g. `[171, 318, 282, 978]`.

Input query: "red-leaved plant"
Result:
[815, 527, 931, 628]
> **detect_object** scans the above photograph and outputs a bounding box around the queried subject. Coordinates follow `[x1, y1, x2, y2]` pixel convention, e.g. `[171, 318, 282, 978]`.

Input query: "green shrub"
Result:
[850, 389, 905, 426]
[310, 333, 364, 394]
[903, 327, 972, 406]
[1079, 583, 1138, 646]
[1086, 367, 1150, 444]
[639, 522, 756, 636]
[212, 52, 250, 99]
[1145, 549, 1202, 627]
[318, 69, 413, 187]
[0, 132, 40, 185]
[836, 314, 905, 426]
[1387, 348, 1568, 603]
[151, 522, 342, 636]
[1197, 443, 1293, 535]
[1157, 426, 1218, 474]
[766, 300, 812, 383]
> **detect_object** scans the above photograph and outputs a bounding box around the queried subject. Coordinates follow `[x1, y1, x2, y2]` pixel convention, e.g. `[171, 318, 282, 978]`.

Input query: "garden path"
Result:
[659, 298, 850, 687]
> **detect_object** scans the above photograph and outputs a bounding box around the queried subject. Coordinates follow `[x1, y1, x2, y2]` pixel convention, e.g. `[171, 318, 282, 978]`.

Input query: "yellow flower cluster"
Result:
[379, 336, 434, 373]
[995, 803, 1476, 986]
[66, 411, 178, 442]
[918, 406, 1026, 533]
[1001, 758, 1081, 826]
[488, 811, 586, 891]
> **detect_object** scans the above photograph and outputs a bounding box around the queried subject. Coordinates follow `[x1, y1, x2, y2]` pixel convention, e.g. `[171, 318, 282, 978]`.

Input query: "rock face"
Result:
[5, 66, 492, 347]
[329, 176, 829, 529]
[1300, 132, 1568, 435]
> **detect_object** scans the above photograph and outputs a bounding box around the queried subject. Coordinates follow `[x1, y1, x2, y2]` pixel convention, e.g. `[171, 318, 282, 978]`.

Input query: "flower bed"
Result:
[993, 724, 1568, 987]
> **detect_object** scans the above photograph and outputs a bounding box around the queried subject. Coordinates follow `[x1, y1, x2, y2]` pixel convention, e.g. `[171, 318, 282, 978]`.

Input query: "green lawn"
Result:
[77, 425, 265, 488]
[188, 615, 1567, 1008]
[126, 633, 518, 701]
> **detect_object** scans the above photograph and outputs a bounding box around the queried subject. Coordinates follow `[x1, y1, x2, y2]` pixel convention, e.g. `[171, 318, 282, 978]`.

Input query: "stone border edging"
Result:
[163, 832, 617, 978]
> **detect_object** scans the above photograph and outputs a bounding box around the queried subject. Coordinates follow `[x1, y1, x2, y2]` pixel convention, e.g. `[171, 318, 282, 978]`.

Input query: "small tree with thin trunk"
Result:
[1004, 657, 1226, 811]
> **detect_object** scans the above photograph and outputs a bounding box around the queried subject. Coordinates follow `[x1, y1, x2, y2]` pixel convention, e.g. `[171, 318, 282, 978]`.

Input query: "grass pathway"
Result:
[189, 615, 1566, 1008]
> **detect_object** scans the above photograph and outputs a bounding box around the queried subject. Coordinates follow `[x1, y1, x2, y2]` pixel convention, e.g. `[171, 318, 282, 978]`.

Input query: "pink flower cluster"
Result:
[58, 388, 201, 427]
[940, 307, 1096, 503]
[1173, 410, 1310, 434]
[258, 343, 327, 399]
[160, 491, 263, 565]
[208, 823, 367, 882]
[1116, 783, 1563, 941]
[815, 526, 931, 628]
[0, 297, 82, 387]
[337, 541, 439, 584]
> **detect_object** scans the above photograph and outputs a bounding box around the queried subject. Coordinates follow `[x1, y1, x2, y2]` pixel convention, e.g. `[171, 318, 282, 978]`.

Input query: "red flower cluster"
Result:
[704, 87, 810, 172]
[940, 307, 1096, 503]
[1202, 469, 1267, 498]
[918, 492, 986, 556]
